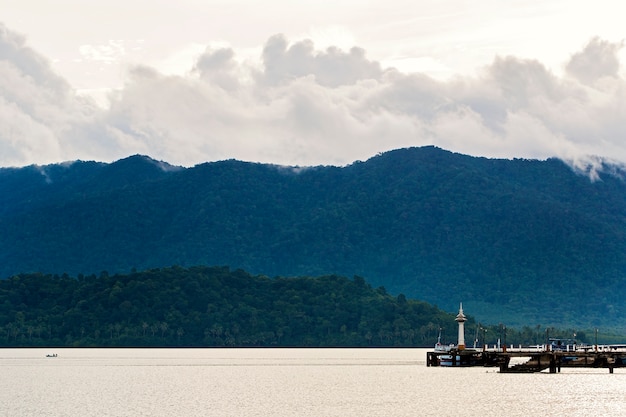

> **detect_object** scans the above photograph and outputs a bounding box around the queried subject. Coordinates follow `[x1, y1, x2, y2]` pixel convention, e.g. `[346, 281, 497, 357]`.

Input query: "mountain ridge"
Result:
[1, 146, 625, 328]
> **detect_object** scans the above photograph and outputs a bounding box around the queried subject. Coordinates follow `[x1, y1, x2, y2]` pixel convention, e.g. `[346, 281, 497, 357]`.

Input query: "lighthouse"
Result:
[455, 303, 467, 350]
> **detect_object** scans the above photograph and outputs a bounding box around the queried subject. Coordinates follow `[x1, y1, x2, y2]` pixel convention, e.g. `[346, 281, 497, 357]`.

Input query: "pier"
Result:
[427, 344, 626, 373]
[427, 303, 626, 373]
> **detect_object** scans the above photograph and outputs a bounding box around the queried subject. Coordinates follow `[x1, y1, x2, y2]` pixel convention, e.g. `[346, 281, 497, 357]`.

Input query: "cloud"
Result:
[0, 24, 77, 165]
[79, 40, 127, 64]
[0, 24, 132, 166]
[565, 37, 623, 85]
[193, 47, 240, 91]
[1, 25, 626, 174]
[260, 34, 384, 87]
[0, 23, 68, 94]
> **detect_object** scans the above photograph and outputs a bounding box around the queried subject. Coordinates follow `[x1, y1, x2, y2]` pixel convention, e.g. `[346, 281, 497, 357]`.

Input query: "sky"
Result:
[1, 0, 626, 170]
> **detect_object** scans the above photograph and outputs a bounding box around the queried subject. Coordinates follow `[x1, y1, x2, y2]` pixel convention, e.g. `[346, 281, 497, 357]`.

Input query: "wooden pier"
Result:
[427, 345, 626, 373]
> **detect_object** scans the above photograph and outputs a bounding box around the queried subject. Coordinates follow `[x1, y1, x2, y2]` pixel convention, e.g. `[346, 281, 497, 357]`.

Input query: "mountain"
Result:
[1, 147, 625, 328]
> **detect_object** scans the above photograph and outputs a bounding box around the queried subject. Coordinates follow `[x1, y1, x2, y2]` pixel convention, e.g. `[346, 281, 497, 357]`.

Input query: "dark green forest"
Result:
[1, 146, 625, 328]
[0, 266, 597, 347]
[0, 266, 454, 347]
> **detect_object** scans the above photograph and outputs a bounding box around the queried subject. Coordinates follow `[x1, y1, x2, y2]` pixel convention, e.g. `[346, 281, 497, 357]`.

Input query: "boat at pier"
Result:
[426, 305, 626, 373]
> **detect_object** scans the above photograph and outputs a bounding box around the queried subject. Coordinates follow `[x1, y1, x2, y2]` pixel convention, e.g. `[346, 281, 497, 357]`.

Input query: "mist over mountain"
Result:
[1, 146, 625, 328]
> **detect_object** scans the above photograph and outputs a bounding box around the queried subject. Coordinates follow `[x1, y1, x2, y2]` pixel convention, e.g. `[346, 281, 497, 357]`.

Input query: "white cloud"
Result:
[0, 24, 137, 165]
[79, 40, 127, 64]
[259, 34, 384, 87]
[0, 97, 61, 165]
[194, 47, 240, 91]
[1, 22, 626, 173]
[566, 37, 623, 85]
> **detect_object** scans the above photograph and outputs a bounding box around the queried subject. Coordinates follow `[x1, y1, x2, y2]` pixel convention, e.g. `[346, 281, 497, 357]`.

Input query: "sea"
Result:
[1, 348, 625, 416]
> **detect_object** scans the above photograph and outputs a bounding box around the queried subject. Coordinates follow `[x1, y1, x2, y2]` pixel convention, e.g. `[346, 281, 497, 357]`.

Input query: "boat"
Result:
[434, 329, 456, 365]
[434, 329, 452, 352]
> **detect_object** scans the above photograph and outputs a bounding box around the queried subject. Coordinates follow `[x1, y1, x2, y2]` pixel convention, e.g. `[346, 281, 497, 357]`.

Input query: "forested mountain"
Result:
[0, 267, 460, 347]
[1, 147, 625, 328]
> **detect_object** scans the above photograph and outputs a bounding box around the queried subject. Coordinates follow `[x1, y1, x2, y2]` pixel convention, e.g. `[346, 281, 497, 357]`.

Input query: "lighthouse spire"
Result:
[455, 302, 467, 350]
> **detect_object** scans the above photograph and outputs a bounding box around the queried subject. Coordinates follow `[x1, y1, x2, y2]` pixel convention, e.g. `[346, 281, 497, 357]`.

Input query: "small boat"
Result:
[434, 329, 456, 365]
[434, 328, 453, 352]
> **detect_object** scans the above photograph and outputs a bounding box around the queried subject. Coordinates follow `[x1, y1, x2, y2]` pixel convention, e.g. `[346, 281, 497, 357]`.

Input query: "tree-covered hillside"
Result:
[0, 266, 458, 347]
[1, 147, 625, 328]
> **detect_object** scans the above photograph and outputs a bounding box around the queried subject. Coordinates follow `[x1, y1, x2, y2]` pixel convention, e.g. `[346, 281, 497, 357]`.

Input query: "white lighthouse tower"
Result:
[455, 303, 467, 350]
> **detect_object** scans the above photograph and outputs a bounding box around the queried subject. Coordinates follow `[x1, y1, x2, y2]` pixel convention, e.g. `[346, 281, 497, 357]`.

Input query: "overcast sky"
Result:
[1, 1, 625, 170]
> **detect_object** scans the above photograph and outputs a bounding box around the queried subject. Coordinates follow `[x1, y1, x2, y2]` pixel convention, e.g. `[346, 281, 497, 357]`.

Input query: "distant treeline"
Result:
[0, 266, 602, 347]
[1, 266, 454, 347]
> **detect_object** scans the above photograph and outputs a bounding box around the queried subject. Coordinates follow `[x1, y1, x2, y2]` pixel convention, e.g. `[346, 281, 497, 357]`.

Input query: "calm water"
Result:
[1, 348, 625, 416]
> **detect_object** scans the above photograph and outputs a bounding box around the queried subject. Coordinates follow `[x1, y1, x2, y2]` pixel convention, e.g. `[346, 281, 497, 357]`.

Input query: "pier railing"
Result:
[480, 344, 626, 353]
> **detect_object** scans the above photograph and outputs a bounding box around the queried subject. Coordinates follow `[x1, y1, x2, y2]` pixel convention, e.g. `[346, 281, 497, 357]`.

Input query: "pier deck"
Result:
[427, 345, 626, 373]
